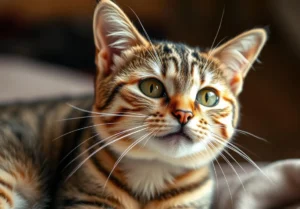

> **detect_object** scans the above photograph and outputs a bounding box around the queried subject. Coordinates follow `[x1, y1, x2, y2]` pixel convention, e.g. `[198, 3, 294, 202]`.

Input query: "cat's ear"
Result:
[210, 29, 267, 95]
[93, 0, 148, 75]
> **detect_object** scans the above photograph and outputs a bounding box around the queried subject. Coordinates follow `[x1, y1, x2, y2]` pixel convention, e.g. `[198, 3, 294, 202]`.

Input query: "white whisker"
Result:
[103, 130, 154, 188]
[202, 7, 225, 73]
[208, 123, 268, 143]
[66, 127, 148, 180]
[57, 113, 146, 122]
[67, 103, 147, 117]
[210, 131, 273, 183]
[63, 124, 148, 171]
[204, 143, 219, 192]
[235, 129, 268, 143]
[208, 142, 233, 203]
[211, 142, 246, 192]
[59, 132, 100, 164]
[128, 7, 163, 65]
[52, 123, 117, 141]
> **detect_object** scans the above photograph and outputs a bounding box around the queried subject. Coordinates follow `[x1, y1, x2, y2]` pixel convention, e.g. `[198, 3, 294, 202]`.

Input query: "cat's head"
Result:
[92, 0, 267, 168]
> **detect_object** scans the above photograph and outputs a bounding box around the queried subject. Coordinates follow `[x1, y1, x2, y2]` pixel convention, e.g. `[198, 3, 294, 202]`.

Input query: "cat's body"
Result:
[0, 0, 267, 208]
[0, 97, 93, 208]
[0, 96, 213, 209]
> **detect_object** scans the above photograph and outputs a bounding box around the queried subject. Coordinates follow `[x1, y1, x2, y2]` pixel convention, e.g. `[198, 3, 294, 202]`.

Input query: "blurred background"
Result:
[0, 0, 299, 162]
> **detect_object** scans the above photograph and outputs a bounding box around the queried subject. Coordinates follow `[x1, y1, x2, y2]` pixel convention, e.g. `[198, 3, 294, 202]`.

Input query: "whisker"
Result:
[207, 142, 233, 203]
[66, 127, 148, 180]
[220, 146, 247, 174]
[210, 131, 273, 183]
[63, 124, 148, 171]
[128, 7, 163, 65]
[208, 123, 268, 143]
[59, 132, 100, 164]
[204, 143, 219, 192]
[234, 129, 268, 143]
[142, 129, 158, 147]
[67, 103, 147, 117]
[103, 130, 154, 188]
[53, 122, 117, 141]
[202, 7, 225, 73]
[57, 113, 146, 122]
[210, 142, 246, 192]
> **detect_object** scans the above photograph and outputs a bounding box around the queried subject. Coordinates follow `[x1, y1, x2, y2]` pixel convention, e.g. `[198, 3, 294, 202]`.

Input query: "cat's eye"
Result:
[196, 88, 219, 107]
[139, 78, 165, 98]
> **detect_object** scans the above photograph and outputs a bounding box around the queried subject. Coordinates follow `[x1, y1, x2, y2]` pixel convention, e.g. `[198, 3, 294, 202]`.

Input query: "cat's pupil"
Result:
[205, 93, 209, 102]
[150, 84, 154, 93]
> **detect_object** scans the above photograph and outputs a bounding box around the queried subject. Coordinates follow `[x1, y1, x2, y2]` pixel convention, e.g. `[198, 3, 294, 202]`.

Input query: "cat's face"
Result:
[92, 0, 267, 168]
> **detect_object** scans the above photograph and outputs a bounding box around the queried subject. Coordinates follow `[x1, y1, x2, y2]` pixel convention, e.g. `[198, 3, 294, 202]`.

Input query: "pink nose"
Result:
[173, 110, 193, 125]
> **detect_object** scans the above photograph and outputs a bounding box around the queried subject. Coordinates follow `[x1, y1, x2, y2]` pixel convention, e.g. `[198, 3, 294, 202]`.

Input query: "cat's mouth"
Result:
[157, 129, 193, 143]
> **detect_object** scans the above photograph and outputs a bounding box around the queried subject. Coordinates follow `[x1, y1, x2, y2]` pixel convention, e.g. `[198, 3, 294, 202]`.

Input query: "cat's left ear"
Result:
[210, 29, 267, 95]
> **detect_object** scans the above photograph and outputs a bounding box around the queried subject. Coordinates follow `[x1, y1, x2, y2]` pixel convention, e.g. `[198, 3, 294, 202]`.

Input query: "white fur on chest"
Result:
[121, 158, 186, 199]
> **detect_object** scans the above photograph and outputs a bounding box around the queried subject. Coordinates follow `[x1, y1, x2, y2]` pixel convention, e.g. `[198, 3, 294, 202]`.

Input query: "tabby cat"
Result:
[0, 0, 267, 208]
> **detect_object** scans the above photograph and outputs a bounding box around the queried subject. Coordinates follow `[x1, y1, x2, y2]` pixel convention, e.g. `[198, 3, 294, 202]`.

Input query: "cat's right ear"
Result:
[93, 0, 148, 75]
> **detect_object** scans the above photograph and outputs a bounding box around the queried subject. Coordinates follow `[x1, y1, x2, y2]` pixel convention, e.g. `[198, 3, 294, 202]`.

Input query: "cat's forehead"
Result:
[116, 41, 228, 93]
[156, 42, 198, 60]
[155, 42, 224, 80]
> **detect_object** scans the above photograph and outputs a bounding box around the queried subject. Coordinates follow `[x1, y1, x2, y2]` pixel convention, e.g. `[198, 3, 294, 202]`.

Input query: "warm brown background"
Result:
[0, 0, 299, 161]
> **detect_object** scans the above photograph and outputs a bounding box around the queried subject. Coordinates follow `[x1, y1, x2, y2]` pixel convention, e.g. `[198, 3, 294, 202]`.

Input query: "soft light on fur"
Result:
[0, 0, 267, 208]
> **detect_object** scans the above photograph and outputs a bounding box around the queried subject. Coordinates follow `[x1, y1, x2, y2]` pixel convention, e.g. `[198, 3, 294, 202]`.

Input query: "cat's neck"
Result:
[120, 157, 209, 201]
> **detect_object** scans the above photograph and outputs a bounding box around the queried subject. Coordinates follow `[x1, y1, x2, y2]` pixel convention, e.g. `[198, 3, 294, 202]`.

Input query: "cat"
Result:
[0, 0, 267, 208]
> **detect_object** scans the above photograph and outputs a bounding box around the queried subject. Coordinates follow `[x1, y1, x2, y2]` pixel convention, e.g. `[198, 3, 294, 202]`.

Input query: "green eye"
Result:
[139, 78, 165, 98]
[196, 88, 219, 107]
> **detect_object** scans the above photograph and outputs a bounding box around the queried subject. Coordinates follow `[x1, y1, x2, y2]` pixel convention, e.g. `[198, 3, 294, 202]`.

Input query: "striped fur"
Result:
[0, 0, 267, 208]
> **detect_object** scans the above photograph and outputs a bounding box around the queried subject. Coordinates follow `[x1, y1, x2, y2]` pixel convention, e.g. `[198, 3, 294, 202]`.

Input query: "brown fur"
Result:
[0, 0, 267, 208]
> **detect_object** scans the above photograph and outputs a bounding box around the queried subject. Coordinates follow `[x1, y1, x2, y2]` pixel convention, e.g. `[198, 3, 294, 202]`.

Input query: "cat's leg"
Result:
[0, 168, 15, 209]
[0, 132, 48, 209]
[0, 159, 47, 209]
[0, 168, 33, 209]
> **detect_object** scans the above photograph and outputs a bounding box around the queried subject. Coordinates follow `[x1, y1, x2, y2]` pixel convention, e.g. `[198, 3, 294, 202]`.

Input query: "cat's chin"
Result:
[145, 135, 211, 158]
[156, 132, 193, 144]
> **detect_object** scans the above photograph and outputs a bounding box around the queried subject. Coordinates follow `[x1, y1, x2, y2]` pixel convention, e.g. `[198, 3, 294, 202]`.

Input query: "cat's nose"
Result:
[173, 110, 194, 125]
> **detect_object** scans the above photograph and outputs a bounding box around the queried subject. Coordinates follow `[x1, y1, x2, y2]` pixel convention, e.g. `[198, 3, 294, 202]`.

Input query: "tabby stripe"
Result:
[38, 102, 60, 141]
[208, 107, 231, 119]
[190, 61, 197, 77]
[60, 106, 91, 163]
[200, 70, 205, 85]
[91, 142, 126, 182]
[178, 50, 189, 79]
[99, 83, 125, 110]
[212, 119, 228, 139]
[62, 199, 114, 208]
[191, 51, 201, 61]
[53, 104, 92, 200]
[168, 57, 179, 73]
[75, 184, 121, 207]
[161, 60, 168, 77]
[223, 96, 237, 126]
[101, 106, 143, 124]
[0, 189, 13, 207]
[230, 76, 241, 87]
[74, 186, 121, 208]
[219, 112, 230, 118]
[0, 179, 12, 191]
[89, 147, 134, 198]
[150, 175, 210, 201]
[58, 102, 90, 153]
[119, 93, 146, 109]
[163, 45, 172, 54]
